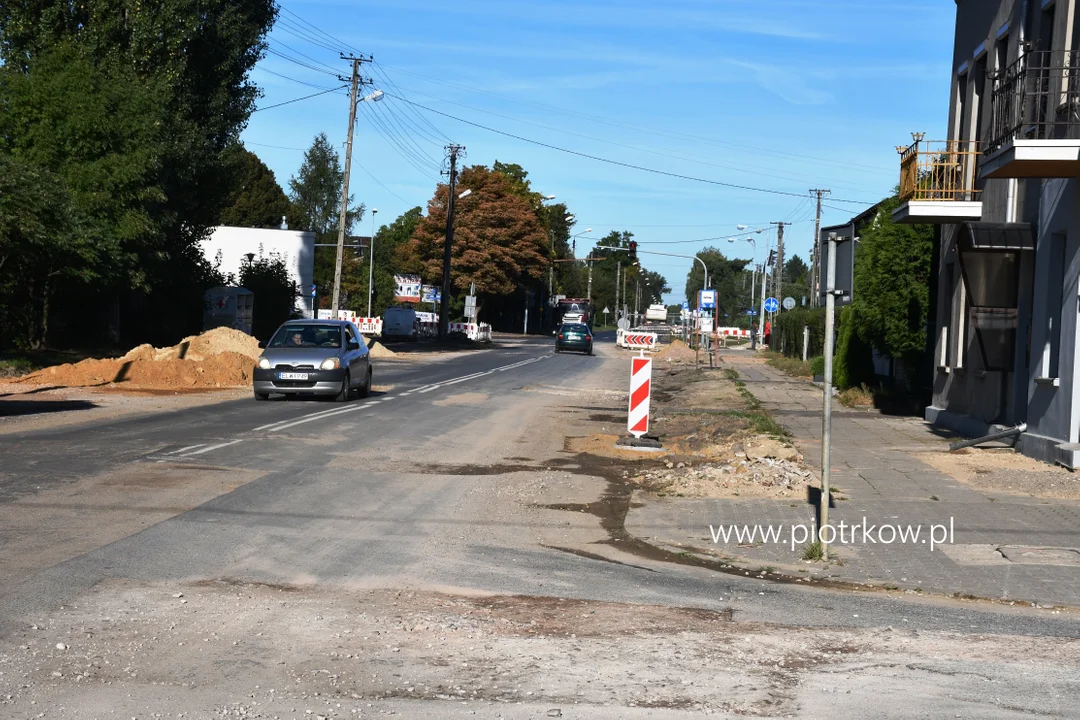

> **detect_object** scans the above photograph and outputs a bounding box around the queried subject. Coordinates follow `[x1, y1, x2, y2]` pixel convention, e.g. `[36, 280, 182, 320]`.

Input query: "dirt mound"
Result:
[655, 339, 697, 363]
[120, 327, 261, 363]
[17, 328, 260, 390]
[367, 342, 396, 358]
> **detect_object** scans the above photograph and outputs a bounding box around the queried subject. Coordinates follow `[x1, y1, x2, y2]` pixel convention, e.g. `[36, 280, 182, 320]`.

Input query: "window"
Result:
[1043, 232, 1067, 379]
[269, 324, 343, 349]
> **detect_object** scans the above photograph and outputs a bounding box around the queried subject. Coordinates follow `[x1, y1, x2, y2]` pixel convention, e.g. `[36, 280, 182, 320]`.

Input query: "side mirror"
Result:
[348, 341, 361, 351]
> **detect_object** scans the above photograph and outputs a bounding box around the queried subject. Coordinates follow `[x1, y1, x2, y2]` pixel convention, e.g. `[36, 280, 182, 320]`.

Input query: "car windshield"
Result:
[269, 324, 342, 348]
[562, 324, 589, 334]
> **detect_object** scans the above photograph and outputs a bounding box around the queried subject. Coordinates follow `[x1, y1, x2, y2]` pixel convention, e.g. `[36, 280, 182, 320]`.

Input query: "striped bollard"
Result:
[628, 352, 652, 438]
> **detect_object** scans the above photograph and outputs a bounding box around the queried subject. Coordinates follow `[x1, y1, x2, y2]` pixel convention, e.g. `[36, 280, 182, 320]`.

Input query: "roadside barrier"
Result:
[617, 328, 658, 350]
[627, 354, 652, 437]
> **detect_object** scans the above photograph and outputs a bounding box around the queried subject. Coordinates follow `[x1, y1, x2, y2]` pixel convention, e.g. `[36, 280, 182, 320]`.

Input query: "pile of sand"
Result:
[367, 341, 396, 359]
[16, 327, 262, 391]
[655, 339, 697, 363]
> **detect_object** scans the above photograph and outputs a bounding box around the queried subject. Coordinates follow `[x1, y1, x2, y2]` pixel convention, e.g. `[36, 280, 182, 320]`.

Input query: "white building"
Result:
[202, 226, 316, 318]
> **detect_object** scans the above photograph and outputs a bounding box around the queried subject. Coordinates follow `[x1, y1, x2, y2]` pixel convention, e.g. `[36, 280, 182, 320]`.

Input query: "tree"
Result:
[785, 255, 809, 285]
[0, 0, 277, 345]
[851, 196, 934, 364]
[398, 165, 547, 312]
[240, 251, 299, 342]
[0, 153, 97, 348]
[367, 207, 423, 315]
[220, 147, 294, 228]
[585, 231, 634, 317]
[290, 133, 365, 311]
[685, 247, 750, 320]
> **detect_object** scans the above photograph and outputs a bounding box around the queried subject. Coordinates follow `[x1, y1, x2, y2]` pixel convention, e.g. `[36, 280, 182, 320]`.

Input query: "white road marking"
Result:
[252, 405, 352, 432]
[165, 444, 206, 455]
[252, 355, 547, 433]
[264, 405, 367, 432]
[185, 439, 244, 455]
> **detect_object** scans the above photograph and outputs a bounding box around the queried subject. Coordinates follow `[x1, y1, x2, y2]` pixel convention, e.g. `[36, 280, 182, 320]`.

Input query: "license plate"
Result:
[278, 372, 309, 380]
[566, 334, 580, 340]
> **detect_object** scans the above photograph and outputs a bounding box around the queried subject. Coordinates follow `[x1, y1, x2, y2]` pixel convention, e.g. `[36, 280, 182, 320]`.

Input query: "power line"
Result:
[355, 162, 413, 205]
[257, 67, 338, 90]
[377, 63, 896, 176]
[382, 84, 874, 193]
[389, 93, 877, 206]
[278, 4, 365, 57]
[253, 85, 346, 112]
[268, 37, 342, 74]
[359, 104, 442, 177]
[265, 48, 339, 76]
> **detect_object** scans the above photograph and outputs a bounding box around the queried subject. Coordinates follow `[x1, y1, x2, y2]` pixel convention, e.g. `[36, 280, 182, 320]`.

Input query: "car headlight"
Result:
[320, 357, 341, 370]
[258, 357, 271, 369]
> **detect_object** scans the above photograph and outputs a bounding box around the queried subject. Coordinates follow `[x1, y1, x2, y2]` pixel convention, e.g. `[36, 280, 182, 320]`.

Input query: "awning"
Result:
[958, 221, 1035, 251]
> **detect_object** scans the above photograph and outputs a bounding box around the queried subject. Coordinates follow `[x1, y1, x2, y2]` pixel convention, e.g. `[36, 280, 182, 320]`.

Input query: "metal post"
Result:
[758, 261, 768, 345]
[366, 209, 377, 318]
[802, 325, 810, 362]
[439, 145, 463, 340]
[820, 232, 838, 559]
[615, 260, 621, 323]
[587, 260, 593, 302]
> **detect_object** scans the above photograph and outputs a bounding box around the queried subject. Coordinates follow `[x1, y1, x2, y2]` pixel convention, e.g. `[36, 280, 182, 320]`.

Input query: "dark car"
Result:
[555, 323, 593, 355]
[253, 320, 372, 401]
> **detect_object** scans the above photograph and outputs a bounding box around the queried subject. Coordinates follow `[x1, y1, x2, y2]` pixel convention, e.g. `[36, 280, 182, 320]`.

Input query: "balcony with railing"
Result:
[982, 49, 1080, 178]
[891, 134, 983, 224]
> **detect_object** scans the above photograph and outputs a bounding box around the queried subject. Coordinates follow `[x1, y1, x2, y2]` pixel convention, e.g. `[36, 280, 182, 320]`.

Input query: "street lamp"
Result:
[458, 188, 472, 199]
[366, 208, 378, 317]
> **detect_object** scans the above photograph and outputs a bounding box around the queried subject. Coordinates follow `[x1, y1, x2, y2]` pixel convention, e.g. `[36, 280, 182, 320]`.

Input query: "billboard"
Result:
[394, 274, 422, 303]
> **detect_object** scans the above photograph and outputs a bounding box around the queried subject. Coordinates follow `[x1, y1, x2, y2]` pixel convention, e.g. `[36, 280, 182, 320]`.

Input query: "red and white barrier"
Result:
[627, 355, 652, 438]
[447, 322, 492, 342]
[616, 329, 658, 349]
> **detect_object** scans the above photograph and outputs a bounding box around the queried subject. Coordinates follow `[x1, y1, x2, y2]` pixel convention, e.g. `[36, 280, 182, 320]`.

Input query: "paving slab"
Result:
[625, 352, 1080, 607]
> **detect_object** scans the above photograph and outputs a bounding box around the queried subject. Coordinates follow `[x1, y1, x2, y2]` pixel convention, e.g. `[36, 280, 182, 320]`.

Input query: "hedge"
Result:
[772, 307, 826, 359]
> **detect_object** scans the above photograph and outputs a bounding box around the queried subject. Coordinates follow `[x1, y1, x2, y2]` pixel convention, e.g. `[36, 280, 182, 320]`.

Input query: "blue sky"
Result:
[242, 0, 956, 305]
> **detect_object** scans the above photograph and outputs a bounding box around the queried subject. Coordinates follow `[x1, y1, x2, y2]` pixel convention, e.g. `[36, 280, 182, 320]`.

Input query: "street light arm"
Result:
[595, 245, 710, 290]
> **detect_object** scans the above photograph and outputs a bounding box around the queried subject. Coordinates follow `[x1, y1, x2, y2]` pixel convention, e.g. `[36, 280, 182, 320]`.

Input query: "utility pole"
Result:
[771, 221, 786, 312]
[809, 189, 830, 307]
[331, 54, 372, 315]
[439, 144, 465, 340]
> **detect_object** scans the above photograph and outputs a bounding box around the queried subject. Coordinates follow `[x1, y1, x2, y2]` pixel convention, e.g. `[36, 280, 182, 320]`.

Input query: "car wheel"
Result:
[358, 366, 372, 398]
[254, 390, 270, 401]
[586, 347, 593, 355]
[335, 371, 351, 402]
[554, 346, 561, 353]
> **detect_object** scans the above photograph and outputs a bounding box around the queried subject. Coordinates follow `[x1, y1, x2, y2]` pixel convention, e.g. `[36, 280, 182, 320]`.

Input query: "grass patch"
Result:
[0, 347, 122, 379]
[801, 541, 826, 562]
[722, 368, 789, 437]
[837, 383, 874, 407]
[764, 351, 812, 378]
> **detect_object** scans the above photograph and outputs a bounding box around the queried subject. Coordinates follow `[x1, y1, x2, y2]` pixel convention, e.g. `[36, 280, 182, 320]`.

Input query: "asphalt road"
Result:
[2, 335, 1079, 646]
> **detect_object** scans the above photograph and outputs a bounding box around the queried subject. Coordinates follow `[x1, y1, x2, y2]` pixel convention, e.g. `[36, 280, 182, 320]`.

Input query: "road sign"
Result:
[745, 309, 758, 316]
[464, 295, 476, 317]
[310, 284, 317, 298]
[764, 297, 779, 313]
[681, 300, 689, 310]
[617, 317, 630, 331]
[783, 296, 796, 311]
[698, 289, 717, 309]
[603, 306, 610, 314]
[627, 356, 652, 438]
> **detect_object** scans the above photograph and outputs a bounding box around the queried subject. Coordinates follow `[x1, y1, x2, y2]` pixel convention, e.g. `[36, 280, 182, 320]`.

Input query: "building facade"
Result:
[899, 0, 1080, 464]
[201, 226, 316, 319]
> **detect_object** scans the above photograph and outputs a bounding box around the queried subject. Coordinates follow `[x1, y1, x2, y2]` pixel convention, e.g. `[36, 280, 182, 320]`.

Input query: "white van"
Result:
[382, 307, 418, 340]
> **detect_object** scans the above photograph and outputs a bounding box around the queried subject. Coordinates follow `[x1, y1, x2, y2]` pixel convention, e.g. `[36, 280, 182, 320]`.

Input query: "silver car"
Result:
[252, 320, 372, 401]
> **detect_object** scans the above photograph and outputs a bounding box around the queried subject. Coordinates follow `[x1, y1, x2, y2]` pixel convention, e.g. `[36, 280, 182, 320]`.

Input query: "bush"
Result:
[834, 305, 875, 390]
[810, 355, 825, 377]
[765, 352, 812, 378]
[772, 307, 826, 359]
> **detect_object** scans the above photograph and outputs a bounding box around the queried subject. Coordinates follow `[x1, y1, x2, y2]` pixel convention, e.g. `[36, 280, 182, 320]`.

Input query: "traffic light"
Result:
[628, 241, 637, 261]
[767, 249, 776, 267]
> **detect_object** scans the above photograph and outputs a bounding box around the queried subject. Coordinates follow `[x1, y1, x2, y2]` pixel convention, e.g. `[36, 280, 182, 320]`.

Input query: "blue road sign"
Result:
[311, 284, 317, 298]
[746, 309, 758, 316]
[681, 300, 689, 310]
[764, 297, 779, 313]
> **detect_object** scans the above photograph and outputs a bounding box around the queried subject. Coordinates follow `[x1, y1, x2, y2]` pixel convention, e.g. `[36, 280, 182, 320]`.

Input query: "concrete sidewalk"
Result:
[626, 352, 1080, 607]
